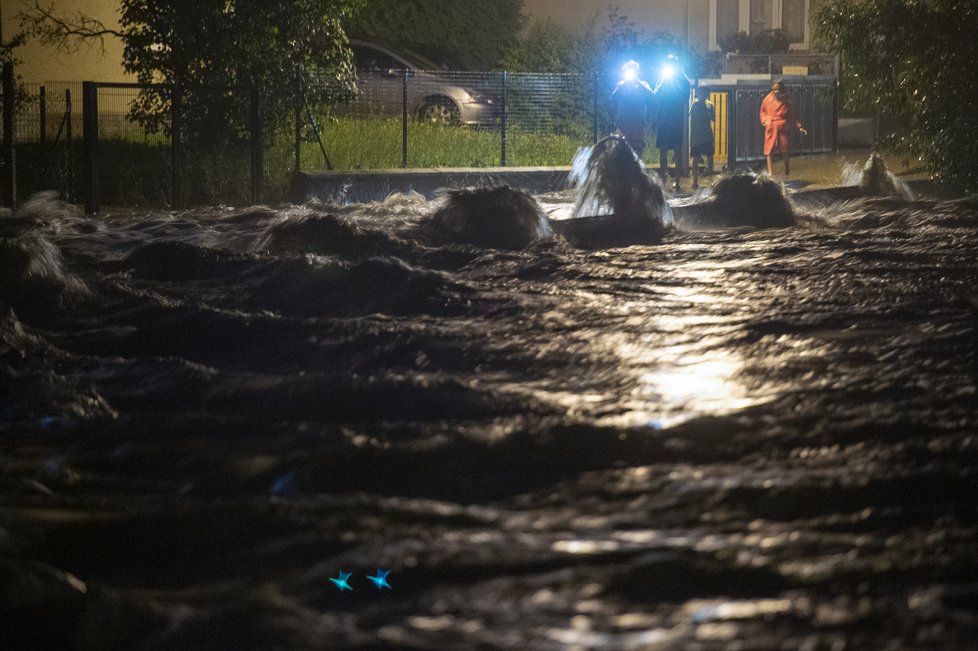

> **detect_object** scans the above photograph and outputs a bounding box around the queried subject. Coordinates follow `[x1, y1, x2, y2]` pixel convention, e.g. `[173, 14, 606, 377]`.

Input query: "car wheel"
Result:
[417, 98, 460, 125]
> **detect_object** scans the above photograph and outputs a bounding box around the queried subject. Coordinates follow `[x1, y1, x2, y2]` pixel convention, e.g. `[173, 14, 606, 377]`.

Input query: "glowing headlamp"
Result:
[660, 64, 676, 81]
[621, 60, 640, 82]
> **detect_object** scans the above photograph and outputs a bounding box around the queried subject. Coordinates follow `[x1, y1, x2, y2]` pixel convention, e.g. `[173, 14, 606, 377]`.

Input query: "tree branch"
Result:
[18, 0, 124, 56]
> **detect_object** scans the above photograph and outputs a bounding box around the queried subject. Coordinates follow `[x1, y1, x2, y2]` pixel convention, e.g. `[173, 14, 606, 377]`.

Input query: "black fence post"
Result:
[592, 70, 599, 144]
[294, 68, 302, 172]
[82, 81, 99, 214]
[250, 85, 263, 205]
[39, 86, 47, 187]
[726, 89, 737, 171]
[2, 61, 16, 207]
[401, 68, 408, 168]
[171, 84, 181, 209]
[65, 88, 73, 201]
[500, 71, 507, 167]
[832, 79, 839, 154]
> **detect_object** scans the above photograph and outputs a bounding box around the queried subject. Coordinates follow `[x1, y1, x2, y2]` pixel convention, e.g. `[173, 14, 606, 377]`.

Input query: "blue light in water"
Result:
[44, 454, 67, 476]
[366, 569, 392, 590]
[270, 472, 295, 495]
[330, 571, 354, 592]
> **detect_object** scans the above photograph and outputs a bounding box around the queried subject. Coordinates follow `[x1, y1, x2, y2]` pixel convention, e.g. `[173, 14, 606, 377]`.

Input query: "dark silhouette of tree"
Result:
[19, 0, 364, 144]
[500, 20, 584, 73]
[815, 0, 978, 191]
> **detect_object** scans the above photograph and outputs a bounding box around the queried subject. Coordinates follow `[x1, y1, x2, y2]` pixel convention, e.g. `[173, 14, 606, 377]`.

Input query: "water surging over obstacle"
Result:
[423, 186, 553, 250]
[843, 152, 916, 200]
[557, 135, 672, 247]
[0, 192, 91, 317]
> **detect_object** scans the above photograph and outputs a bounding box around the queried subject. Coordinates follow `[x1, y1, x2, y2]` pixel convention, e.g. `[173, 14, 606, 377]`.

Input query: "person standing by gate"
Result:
[760, 79, 807, 177]
[689, 86, 715, 189]
[612, 60, 655, 158]
[653, 54, 691, 191]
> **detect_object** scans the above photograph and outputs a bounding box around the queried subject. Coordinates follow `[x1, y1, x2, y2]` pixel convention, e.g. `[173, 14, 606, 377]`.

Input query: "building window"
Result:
[709, 0, 810, 50]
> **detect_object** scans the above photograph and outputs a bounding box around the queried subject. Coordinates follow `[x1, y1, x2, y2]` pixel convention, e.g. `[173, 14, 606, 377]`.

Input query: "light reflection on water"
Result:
[634, 353, 765, 427]
[615, 263, 773, 427]
[3, 190, 978, 649]
[519, 258, 785, 426]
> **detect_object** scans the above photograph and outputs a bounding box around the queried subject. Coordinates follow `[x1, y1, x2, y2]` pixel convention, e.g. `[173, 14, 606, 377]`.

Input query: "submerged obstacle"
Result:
[423, 186, 552, 250]
[552, 135, 672, 247]
[672, 172, 796, 230]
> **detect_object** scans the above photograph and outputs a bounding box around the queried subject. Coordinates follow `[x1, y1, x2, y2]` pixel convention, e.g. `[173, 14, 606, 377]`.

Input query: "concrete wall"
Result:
[2, 0, 133, 84]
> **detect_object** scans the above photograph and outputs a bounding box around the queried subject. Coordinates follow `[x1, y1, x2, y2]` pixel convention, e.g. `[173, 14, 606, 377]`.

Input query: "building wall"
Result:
[2, 0, 133, 83]
[522, 0, 703, 45]
[4, 0, 829, 85]
[522, 0, 824, 53]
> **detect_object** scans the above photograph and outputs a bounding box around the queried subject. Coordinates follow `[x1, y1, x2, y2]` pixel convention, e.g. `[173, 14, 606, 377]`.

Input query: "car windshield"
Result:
[351, 40, 443, 72]
[397, 48, 443, 71]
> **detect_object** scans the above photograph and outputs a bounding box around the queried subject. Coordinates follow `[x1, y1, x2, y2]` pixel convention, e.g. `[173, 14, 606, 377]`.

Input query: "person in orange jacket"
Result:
[759, 79, 807, 177]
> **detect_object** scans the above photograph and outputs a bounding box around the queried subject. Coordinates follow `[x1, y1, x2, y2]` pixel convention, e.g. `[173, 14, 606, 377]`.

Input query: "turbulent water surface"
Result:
[2, 173, 978, 649]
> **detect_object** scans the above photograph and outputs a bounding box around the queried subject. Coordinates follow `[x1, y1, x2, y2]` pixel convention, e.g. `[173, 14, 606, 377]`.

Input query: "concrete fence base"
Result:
[289, 167, 573, 204]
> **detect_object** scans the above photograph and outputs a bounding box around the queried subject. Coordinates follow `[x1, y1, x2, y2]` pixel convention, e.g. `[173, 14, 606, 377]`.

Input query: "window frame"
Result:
[709, 0, 811, 51]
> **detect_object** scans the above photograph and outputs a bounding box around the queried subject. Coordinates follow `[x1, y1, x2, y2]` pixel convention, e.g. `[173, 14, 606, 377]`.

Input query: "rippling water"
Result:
[2, 174, 978, 649]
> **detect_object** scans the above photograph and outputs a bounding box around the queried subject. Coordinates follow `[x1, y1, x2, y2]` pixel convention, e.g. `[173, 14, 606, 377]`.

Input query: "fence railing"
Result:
[722, 53, 839, 77]
[723, 80, 837, 164]
[1, 70, 838, 211]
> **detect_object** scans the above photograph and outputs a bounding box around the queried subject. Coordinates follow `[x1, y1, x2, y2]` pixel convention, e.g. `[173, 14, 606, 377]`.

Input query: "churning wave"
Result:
[2, 155, 977, 650]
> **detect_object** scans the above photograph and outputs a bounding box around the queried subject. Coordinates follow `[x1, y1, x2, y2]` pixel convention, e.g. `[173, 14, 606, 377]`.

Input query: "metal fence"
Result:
[1, 80, 82, 206]
[301, 69, 837, 171]
[2, 70, 838, 211]
[721, 53, 839, 77]
[722, 80, 838, 164]
[303, 69, 599, 169]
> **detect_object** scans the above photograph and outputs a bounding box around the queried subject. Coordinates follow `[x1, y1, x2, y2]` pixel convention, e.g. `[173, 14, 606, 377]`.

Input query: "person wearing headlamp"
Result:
[653, 54, 691, 190]
[612, 60, 655, 158]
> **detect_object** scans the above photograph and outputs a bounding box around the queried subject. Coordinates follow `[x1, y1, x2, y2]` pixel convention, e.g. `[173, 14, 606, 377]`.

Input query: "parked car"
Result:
[348, 39, 499, 126]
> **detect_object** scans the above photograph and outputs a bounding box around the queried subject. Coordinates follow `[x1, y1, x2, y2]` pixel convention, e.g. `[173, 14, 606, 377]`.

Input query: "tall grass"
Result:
[18, 116, 661, 207]
[299, 117, 592, 169]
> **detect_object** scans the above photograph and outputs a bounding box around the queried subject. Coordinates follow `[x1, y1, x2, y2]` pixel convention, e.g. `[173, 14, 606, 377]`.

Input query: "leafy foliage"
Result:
[0, 28, 27, 66]
[504, 7, 720, 78]
[815, 0, 978, 191]
[20, 0, 364, 144]
[1, 15, 31, 112]
[345, 0, 524, 70]
[498, 7, 721, 142]
[499, 20, 586, 73]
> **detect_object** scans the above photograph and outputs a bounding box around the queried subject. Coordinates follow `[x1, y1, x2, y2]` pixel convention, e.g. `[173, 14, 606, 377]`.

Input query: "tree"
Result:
[499, 20, 585, 73]
[593, 7, 719, 82]
[815, 0, 978, 191]
[19, 0, 364, 144]
[0, 6, 30, 109]
[345, 0, 524, 70]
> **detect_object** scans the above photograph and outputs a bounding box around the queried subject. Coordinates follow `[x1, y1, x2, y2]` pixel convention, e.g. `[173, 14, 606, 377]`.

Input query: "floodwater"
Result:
[2, 159, 978, 649]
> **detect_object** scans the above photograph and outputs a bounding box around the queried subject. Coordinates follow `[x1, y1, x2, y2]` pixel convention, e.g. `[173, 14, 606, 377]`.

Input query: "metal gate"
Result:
[81, 82, 174, 214]
[731, 81, 836, 166]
